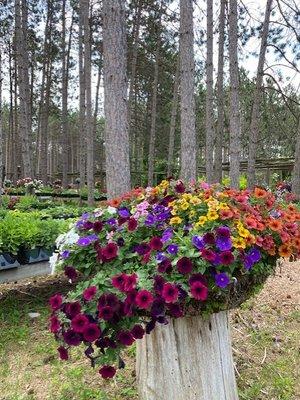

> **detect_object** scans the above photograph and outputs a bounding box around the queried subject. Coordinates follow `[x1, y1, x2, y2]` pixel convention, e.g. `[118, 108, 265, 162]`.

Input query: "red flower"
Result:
[190, 281, 208, 301]
[102, 243, 118, 260]
[93, 220, 103, 233]
[83, 323, 101, 342]
[177, 257, 193, 274]
[71, 314, 89, 333]
[162, 283, 179, 303]
[58, 346, 69, 361]
[149, 236, 163, 251]
[83, 286, 97, 301]
[49, 294, 63, 311]
[135, 290, 154, 309]
[99, 365, 116, 379]
[128, 218, 138, 231]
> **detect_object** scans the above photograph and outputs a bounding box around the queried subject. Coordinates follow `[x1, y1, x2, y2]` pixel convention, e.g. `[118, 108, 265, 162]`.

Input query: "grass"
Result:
[0, 263, 299, 400]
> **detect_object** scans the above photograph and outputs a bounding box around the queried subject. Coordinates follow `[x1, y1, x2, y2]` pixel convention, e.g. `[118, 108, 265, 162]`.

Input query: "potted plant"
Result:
[49, 179, 300, 390]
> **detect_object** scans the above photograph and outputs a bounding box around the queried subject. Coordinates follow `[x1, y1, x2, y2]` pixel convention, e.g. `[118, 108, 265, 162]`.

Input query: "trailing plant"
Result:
[49, 179, 300, 379]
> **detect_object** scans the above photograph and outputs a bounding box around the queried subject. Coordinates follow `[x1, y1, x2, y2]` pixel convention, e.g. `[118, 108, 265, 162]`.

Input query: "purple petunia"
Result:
[118, 207, 130, 218]
[243, 247, 261, 270]
[145, 214, 156, 226]
[162, 228, 173, 243]
[61, 250, 70, 259]
[167, 244, 178, 255]
[216, 237, 232, 251]
[192, 235, 204, 250]
[215, 272, 230, 288]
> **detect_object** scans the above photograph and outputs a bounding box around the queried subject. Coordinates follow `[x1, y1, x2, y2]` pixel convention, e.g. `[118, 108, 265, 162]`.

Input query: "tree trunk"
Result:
[15, 0, 32, 177]
[179, 0, 196, 182]
[82, 0, 94, 206]
[228, 0, 241, 189]
[215, 0, 226, 183]
[205, 0, 215, 184]
[136, 311, 238, 400]
[147, 45, 160, 187]
[103, 0, 131, 199]
[79, 4, 86, 190]
[292, 118, 300, 196]
[0, 49, 3, 199]
[167, 59, 180, 177]
[93, 60, 102, 182]
[247, 0, 273, 189]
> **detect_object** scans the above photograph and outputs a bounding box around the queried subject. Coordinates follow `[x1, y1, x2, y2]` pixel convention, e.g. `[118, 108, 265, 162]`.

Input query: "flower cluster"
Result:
[16, 177, 43, 189]
[50, 179, 300, 379]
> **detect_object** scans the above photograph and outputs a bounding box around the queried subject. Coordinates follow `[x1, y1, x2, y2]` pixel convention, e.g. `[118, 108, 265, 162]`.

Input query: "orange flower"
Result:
[107, 198, 121, 207]
[287, 204, 296, 213]
[293, 237, 300, 248]
[256, 222, 266, 231]
[268, 219, 283, 232]
[278, 244, 292, 258]
[244, 216, 257, 229]
[254, 187, 267, 199]
[219, 209, 234, 220]
[284, 213, 295, 223]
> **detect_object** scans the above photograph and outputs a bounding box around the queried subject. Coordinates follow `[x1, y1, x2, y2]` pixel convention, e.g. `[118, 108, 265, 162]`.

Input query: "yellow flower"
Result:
[170, 216, 183, 225]
[189, 210, 196, 218]
[207, 199, 219, 209]
[190, 196, 201, 205]
[218, 202, 230, 211]
[171, 206, 178, 215]
[232, 237, 246, 249]
[179, 201, 189, 211]
[207, 210, 219, 221]
[197, 216, 207, 226]
[238, 228, 250, 238]
[160, 180, 169, 188]
[137, 194, 145, 201]
[182, 193, 192, 201]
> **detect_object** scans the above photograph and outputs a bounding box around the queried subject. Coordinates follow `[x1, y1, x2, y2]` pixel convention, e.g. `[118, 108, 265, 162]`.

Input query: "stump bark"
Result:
[136, 311, 239, 400]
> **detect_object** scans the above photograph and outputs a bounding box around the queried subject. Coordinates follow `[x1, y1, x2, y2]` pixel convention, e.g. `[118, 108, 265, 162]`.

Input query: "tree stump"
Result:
[136, 311, 239, 400]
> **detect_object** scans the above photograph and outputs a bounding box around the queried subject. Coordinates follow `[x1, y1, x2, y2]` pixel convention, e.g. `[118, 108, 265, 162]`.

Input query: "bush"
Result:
[49, 179, 300, 379]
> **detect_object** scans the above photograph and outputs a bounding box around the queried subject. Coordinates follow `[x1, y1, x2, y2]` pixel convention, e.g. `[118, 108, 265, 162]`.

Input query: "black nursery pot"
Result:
[18, 247, 54, 265]
[0, 253, 20, 270]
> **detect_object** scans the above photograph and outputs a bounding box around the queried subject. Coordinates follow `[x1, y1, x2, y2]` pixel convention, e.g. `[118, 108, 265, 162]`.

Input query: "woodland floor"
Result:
[0, 262, 299, 400]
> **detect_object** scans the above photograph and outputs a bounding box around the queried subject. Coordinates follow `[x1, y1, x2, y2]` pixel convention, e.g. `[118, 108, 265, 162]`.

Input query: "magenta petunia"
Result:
[65, 301, 81, 318]
[190, 281, 208, 301]
[99, 365, 116, 379]
[49, 315, 60, 333]
[201, 248, 217, 263]
[93, 220, 103, 233]
[162, 283, 179, 303]
[83, 323, 101, 342]
[102, 242, 118, 260]
[177, 257, 193, 274]
[131, 324, 145, 339]
[63, 329, 82, 346]
[117, 330, 135, 346]
[219, 251, 235, 265]
[157, 258, 172, 273]
[98, 306, 114, 321]
[49, 294, 63, 311]
[71, 314, 89, 333]
[111, 273, 127, 292]
[128, 218, 138, 231]
[135, 290, 154, 309]
[83, 286, 97, 301]
[58, 346, 69, 360]
[149, 236, 163, 251]
[64, 266, 78, 281]
[124, 273, 138, 292]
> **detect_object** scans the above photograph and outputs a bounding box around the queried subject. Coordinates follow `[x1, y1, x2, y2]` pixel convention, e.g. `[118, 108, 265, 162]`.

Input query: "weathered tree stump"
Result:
[136, 311, 238, 400]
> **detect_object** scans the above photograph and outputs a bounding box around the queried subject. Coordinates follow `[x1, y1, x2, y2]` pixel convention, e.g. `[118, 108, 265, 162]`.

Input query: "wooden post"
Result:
[136, 311, 239, 400]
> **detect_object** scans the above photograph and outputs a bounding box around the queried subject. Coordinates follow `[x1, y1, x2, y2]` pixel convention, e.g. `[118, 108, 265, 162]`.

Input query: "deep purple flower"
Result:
[99, 365, 116, 379]
[149, 236, 163, 251]
[203, 232, 215, 245]
[177, 257, 193, 274]
[151, 297, 166, 317]
[145, 319, 156, 334]
[93, 221, 103, 233]
[162, 228, 173, 243]
[83, 323, 101, 342]
[117, 237, 125, 247]
[247, 247, 261, 263]
[192, 235, 204, 250]
[63, 329, 82, 346]
[102, 243, 118, 260]
[118, 207, 130, 218]
[157, 258, 172, 273]
[145, 214, 156, 226]
[216, 237, 232, 251]
[83, 221, 94, 230]
[58, 346, 69, 360]
[167, 244, 178, 255]
[98, 306, 114, 321]
[156, 252, 167, 262]
[128, 218, 138, 231]
[77, 237, 91, 247]
[61, 250, 70, 259]
[215, 272, 230, 288]
[106, 218, 117, 226]
[219, 251, 234, 265]
[168, 303, 183, 318]
[156, 211, 171, 221]
[117, 330, 135, 346]
[201, 248, 217, 262]
[189, 273, 207, 286]
[135, 243, 151, 255]
[153, 204, 165, 214]
[131, 324, 145, 339]
[175, 181, 185, 193]
[153, 275, 166, 293]
[64, 266, 78, 281]
[216, 226, 231, 238]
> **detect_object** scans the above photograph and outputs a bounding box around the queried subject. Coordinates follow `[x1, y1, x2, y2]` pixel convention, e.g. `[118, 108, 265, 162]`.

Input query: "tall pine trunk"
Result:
[247, 0, 273, 188]
[15, 0, 32, 177]
[228, 0, 241, 189]
[205, 0, 215, 183]
[292, 118, 300, 196]
[79, 5, 86, 190]
[215, 0, 226, 183]
[179, 0, 196, 182]
[82, 0, 94, 206]
[167, 59, 180, 177]
[0, 50, 3, 199]
[103, 0, 131, 199]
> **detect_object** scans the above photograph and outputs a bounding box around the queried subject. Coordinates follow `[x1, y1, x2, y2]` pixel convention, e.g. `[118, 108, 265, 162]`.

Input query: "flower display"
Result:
[49, 179, 300, 379]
